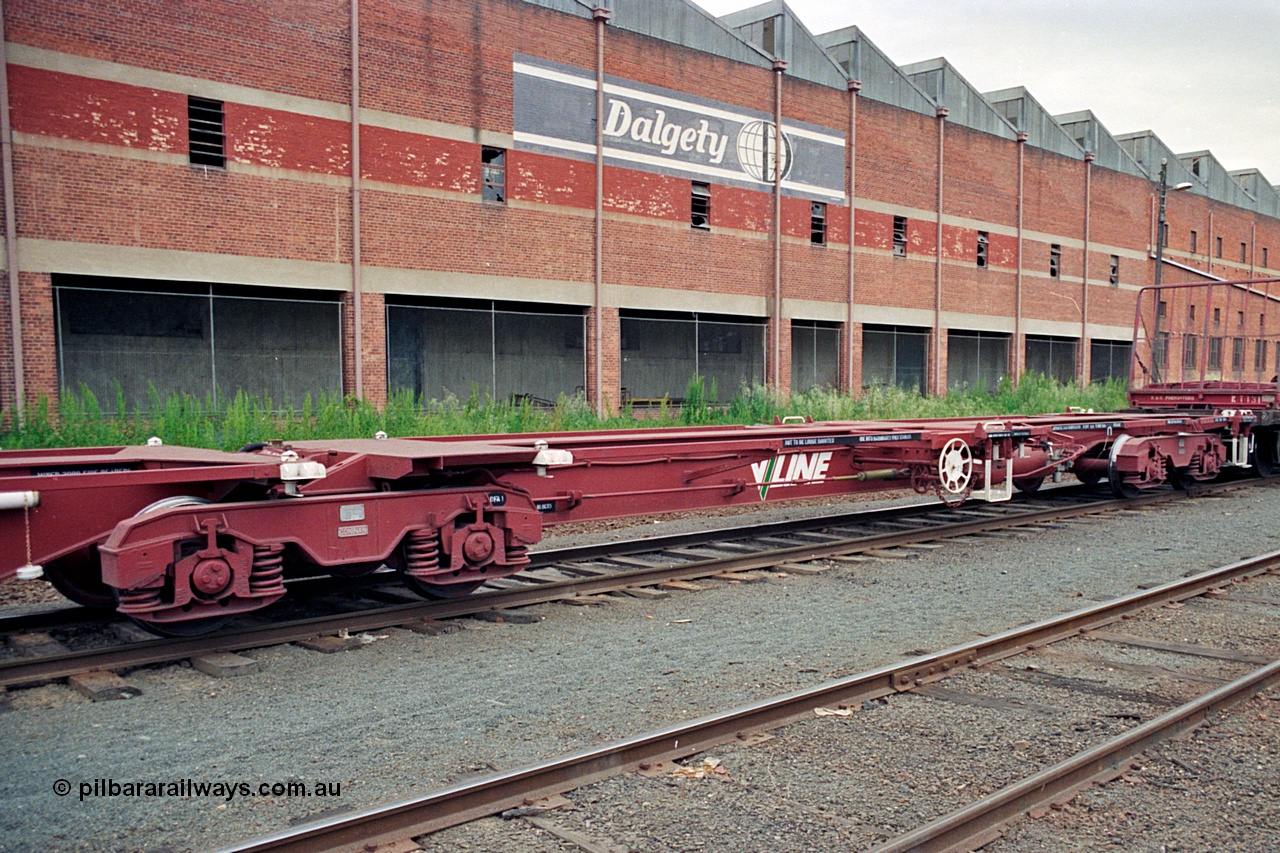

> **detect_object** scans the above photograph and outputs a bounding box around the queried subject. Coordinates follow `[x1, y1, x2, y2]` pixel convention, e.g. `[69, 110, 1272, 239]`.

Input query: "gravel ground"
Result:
[1, 485, 1278, 852]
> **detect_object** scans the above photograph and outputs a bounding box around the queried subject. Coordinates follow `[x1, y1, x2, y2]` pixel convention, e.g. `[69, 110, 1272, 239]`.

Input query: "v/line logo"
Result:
[751, 451, 833, 500]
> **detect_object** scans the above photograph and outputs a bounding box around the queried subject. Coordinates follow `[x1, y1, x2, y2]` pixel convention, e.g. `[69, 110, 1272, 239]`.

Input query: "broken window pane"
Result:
[691, 182, 710, 229]
[481, 147, 506, 203]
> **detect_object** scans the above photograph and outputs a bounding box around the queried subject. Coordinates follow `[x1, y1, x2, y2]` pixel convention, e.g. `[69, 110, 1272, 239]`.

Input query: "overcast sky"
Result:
[691, 1, 1280, 185]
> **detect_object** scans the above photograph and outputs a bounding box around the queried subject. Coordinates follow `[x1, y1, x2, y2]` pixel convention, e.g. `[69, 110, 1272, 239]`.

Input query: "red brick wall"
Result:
[4, 0, 1280, 415]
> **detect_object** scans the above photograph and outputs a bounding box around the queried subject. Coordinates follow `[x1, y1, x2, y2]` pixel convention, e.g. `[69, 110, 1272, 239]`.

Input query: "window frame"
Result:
[187, 96, 226, 169]
[810, 201, 826, 246]
[481, 146, 507, 204]
[691, 181, 711, 230]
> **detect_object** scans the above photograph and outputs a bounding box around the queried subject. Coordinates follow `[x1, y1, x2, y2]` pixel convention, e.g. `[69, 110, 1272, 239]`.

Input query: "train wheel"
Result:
[1075, 470, 1103, 486]
[44, 546, 116, 609]
[401, 575, 485, 599]
[127, 614, 233, 638]
[1013, 476, 1045, 494]
[1251, 429, 1279, 476]
[1107, 436, 1141, 499]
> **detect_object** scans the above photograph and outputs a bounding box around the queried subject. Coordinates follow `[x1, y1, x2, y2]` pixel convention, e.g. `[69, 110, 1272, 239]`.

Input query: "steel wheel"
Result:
[1013, 476, 1045, 494]
[402, 575, 485, 600]
[44, 546, 116, 609]
[127, 614, 233, 637]
[1107, 436, 1141, 499]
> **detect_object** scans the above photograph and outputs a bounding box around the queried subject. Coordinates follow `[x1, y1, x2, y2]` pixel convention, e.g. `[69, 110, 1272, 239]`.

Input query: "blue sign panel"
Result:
[513, 55, 846, 202]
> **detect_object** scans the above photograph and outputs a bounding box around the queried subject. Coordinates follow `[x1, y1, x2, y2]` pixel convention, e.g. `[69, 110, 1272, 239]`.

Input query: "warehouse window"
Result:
[810, 202, 826, 245]
[1215, 236, 1223, 258]
[54, 277, 342, 412]
[1264, 247, 1270, 268]
[1241, 242, 1248, 263]
[1182, 334, 1199, 370]
[619, 310, 765, 402]
[1209, 309, 1222, 370]
[187, 96, 225, 168]
[892, 216, 907, 257]
[1256, 339, 1267, 374]
[863, 325, 928, 394]
[947, 331, 1008, 393]
[1109, 255, 1119, 285]
[1026, 335, 1078, 384]
[976, 231, 988, 268]
[1050, 244, 1061, 278]
[791, 321, 840, 392]
[1090, 339, 1132, 385]
[691, 182, 711, 229]
[761, 15, 777, 56]
[1190, 230, 1198, 253]
[481, 147, 506, 203]
[388, 298, 586, 405]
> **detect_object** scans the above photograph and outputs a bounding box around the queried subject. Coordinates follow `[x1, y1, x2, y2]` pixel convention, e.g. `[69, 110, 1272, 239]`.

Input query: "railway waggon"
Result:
[2, 279, 1279, 634]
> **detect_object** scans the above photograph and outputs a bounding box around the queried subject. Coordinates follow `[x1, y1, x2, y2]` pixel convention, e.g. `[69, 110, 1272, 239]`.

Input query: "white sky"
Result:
[691, 1, 1280, 186]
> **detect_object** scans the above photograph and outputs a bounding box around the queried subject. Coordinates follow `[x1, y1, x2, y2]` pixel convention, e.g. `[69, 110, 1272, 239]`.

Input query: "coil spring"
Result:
[249, 543, 286, 596]
[506, 544, 531, 570]
[404, 528, 441, 580]
[116, 584, 163, 614]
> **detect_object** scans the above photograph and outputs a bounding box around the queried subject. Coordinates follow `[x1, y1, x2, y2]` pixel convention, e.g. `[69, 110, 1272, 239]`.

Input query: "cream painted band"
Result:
[603, 283, 766, 317]
[782, 298, 848, 323]
[21, 239, 351, 290]
[370, 266, 592, 306]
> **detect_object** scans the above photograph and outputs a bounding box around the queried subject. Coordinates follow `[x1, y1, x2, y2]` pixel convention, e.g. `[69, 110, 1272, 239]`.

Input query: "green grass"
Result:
[0, 374, 1130, 452]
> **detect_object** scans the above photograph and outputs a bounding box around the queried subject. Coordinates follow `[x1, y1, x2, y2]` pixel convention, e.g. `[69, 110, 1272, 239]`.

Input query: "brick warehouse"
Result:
[1, 0, 1277, 419]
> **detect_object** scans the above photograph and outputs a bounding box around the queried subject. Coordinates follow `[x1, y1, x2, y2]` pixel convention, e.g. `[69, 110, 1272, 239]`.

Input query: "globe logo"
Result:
[736, 119, 793, 183]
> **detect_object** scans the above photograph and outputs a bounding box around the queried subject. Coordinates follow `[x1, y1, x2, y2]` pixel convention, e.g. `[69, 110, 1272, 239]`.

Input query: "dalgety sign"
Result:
[513, 55, 846, 201]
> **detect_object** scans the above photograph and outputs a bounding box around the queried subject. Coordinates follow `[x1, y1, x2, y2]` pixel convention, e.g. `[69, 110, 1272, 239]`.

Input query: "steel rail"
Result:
[212, 549, 1280, 853]
[871, 658, 1280, 853]
[0, 486, 1081, 635]
[0, 488, 1172, 688]
[527, 485, 1090, 566]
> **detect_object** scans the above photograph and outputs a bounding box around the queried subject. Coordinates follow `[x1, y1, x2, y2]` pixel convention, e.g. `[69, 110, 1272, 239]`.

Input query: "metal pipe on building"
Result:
[1207, 212, 1215, 279]
[593, 6, 609, 416]
[772, 59, 786, 393]
[0, 0, 25, 422]
[933, 106, 947, 397]
[1014, 130, 1027, 388]
[1250, 221, 1256, 279]
[846, 79, 861, 396]
[350, 0, 363, 399]
[1081, 152, 1094, 384]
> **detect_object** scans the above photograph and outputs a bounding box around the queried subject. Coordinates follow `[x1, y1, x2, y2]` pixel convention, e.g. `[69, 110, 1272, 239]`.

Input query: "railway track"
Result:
[214, 544, 1280, 853]
[0, 480, 1266, 693]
